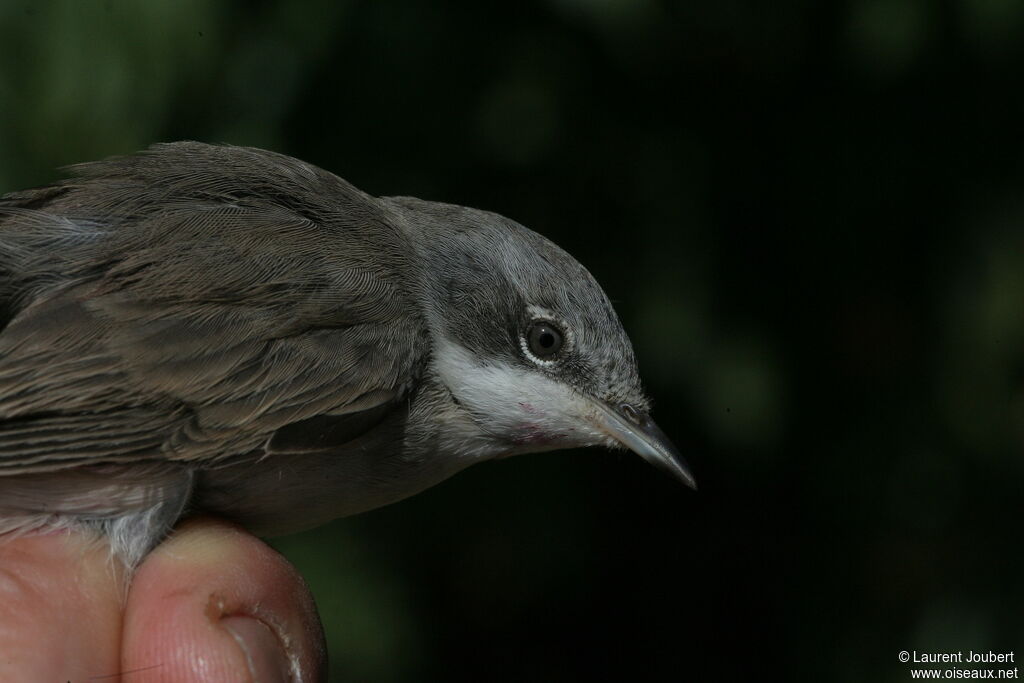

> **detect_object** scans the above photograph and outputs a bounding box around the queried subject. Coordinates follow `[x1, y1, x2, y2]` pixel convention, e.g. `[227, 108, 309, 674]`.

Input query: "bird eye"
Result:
[527, 321, 564, 359]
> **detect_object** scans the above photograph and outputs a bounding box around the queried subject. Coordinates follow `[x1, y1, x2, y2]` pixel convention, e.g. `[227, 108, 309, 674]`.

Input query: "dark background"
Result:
[2, 1, 1022, 680]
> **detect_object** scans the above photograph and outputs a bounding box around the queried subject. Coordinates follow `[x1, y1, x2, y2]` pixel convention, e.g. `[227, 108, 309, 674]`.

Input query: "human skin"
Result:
[0, 518, 325, 681]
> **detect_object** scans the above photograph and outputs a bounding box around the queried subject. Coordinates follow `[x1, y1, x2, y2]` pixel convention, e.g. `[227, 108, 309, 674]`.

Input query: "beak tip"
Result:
[668, 460, 698, 491]
[592, 400, 699, 493]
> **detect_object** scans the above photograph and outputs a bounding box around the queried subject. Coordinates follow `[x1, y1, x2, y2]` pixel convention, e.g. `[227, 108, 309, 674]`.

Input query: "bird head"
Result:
[391, 197, 696, 489]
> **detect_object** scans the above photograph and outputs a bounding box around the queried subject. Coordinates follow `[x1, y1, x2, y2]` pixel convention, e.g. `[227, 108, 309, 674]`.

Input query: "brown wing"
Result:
[0, 143, 425, 475]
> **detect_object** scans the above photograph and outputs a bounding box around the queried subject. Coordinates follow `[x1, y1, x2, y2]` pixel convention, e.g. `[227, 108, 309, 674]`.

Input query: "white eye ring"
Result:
[526, 320, 563, 357]
[520, 306, 573, 366]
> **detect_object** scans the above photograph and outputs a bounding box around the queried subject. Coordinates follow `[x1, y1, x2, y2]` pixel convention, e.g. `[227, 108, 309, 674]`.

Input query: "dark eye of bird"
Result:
[527, 321, 564, 359]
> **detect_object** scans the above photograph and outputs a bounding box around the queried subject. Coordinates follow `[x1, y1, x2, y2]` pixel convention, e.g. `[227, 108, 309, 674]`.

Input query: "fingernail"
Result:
[222, 615, 293, 682]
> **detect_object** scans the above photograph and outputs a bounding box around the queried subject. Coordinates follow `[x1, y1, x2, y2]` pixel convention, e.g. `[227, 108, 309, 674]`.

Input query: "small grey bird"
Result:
[0, 142, 694, 567]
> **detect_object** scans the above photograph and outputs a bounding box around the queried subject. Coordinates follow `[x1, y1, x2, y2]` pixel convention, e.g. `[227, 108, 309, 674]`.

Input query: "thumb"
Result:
[123, 518, 325, 682]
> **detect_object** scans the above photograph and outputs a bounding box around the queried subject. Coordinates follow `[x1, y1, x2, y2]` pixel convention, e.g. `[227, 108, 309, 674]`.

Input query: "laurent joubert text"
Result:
[899, 650, 1018, 680]
[902, 652, 1015, 665]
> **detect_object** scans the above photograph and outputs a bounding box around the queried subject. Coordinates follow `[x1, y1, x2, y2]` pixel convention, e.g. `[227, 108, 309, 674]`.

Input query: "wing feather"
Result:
[0, 143, 425, 474]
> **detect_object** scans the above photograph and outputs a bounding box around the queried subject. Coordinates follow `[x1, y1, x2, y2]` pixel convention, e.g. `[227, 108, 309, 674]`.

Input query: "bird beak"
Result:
[591, 401, 697, 490]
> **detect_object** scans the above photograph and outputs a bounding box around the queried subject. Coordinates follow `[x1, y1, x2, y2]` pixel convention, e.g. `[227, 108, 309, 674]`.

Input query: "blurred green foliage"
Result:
[1, 0, 1022, 680]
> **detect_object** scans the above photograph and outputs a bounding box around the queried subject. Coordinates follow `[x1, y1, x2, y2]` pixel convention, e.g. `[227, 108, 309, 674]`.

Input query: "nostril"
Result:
[619, 403, 642, 426]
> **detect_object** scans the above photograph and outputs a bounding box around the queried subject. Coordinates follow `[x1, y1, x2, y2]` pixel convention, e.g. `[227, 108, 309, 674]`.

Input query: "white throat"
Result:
[431, 337, 610, 460]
